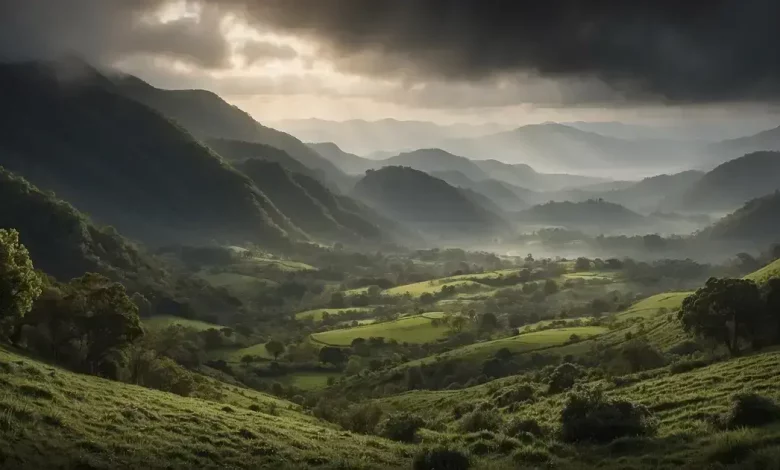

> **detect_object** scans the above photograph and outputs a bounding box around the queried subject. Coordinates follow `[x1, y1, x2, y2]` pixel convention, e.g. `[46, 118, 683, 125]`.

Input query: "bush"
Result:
[504, 417, 544, 438]
[722, 393, 780, 429]
[412, 447, 470, 470]
[468, 439, 497, 455]
[512, 446, 550, 465]
[493, 384, 535, 407]
[342, 402, 385, 434]
[378, 413, 425, 442]
[459, 409, 503, 433]
[560, 388, 656, 443]
[547, 363, 582, 394]
[669, 358, 711, 375]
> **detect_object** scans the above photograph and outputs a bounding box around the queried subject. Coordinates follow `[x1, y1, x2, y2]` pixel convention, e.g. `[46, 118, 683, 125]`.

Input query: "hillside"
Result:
[699, 191, 780, 244]
[444, 123, 696, 176]
[515, 199, 646, 233]
[473, 159, 606, 192]
[207, 138, 316, 178]
[675, 151, 780, 211]
[112, 74, 352, 190]
[374, 148, 490, 182]
[352, 166, 508, 239]
[0, 60, 300, 248]
[0, 345, 407, 469]
[307, 142, 375, 175]
[238, 159, 384, 242]
[709, 125, 780, 165]
[430, 171, 527, 211]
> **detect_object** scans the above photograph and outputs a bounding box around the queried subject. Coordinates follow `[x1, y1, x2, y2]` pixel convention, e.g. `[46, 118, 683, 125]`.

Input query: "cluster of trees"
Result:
[678, 277, 780, 355]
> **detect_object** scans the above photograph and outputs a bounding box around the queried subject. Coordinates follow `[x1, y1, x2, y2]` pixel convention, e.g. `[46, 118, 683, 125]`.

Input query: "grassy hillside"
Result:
[353, 166, 508, 239]
[142, 315, 223, 332]
[311, 313, 448, 346]
[745, 259, 780, 284]
[295, 307, 374, 322]
[0, 60, 301, 248]
[699, 191, 780, 244]
[0, 346, 408, 469]
[515, 199, 646, 232]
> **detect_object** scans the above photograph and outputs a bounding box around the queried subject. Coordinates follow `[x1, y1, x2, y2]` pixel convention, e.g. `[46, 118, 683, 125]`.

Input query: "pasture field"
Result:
[310, 313, 449, 346]
[616, 292, 692, 320]
[276, 372, 342, 390]
[250, 256, 316, 272]
[142, 315, 222, 332]
[209, 342, 274, 363]
[745, 258, 780, 284]
[384, 279, 488, 297]
[0, 346, 407, 469]
[294, 307, 373, 322]
[196, 271, 274, 296]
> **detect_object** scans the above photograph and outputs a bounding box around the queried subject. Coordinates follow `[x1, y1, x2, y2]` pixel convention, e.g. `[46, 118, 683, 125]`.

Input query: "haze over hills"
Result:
[514, 199, 647, 233]
[352, 166, 509, 240]
[699, 191, 780, 246]
[0, 60, 301, 248]
[473, 159, 607, 191]
[673, 151, 780, 212]
[707, 126, 780, 167]
[306, 142, 375, 175]
[273, 118, 508, 155]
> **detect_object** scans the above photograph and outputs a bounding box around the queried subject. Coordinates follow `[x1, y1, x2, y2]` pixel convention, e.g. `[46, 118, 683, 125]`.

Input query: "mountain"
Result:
[515, 199, 646, 233]
[352, 166, 508, 239]
[674, 152, 780, 212]
[429, 171, 528, 211]
[272, 118, 507, 155]
[708, 126, 780, 166]
[473, 159, 607, 192]
[206, 138, 316, 178]
[699, 191, 780, 245]
[0, 60, 302, 248]
[444, 123, 698, 176]
[307, 142, 375, 175]
[111, 74, 351, 190]
[237, 159, 385, 242]
[373, 148, 490, 182]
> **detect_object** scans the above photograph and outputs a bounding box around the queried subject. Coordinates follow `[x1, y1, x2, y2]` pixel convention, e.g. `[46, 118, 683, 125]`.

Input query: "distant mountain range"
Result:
[700, 191, 780, 245]
[273, 118, 508, 156]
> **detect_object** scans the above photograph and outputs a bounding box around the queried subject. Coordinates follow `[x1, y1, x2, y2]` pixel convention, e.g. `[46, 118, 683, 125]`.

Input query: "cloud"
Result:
[2, 0, 779, 106]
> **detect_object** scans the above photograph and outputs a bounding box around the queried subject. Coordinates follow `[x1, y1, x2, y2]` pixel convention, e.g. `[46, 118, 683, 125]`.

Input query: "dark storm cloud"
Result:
[1, 0, 779, 104]
[232, 0, 780, 103]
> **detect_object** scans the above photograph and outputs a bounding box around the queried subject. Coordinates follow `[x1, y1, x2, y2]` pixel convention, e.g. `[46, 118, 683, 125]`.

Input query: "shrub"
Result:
[722, 393, 780, 429]
[468, 439, 497, 455]
[459, 409, 503, 433]
[547, 363, 582, 394]
[342, 403, 385, 434]
[667, 340, 703, 356]
[560, 388, 656, 443]
[378, 413, 425, 443]
[493, 384, 535, 407]
[412, 447, 470, 470]
[669, 358, 711, 374]
[504, 417, 544, 438]
[512, 446, 550, 465]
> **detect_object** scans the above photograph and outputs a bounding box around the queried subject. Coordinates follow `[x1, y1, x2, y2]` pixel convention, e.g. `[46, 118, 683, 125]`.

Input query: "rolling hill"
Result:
[429, 171, 528, 211]
[674, 151, 780, 212]
[515, 199, 647, 233]
[0, 60, 300, 248]
[699, 191, 780, 244]
[238, 159, 384, 242]
[306, 142, 375, 175]
[709, 125, 780, 166]
[207, 138, 316, 178]
[473, 159, 606, 192]
[352, 166, 509, 239]
[112, 74, 352, 190]
[373, 148, 491, 182]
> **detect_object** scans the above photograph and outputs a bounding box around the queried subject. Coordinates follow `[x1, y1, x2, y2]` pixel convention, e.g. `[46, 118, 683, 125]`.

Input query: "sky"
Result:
[1, 0, 779, 127]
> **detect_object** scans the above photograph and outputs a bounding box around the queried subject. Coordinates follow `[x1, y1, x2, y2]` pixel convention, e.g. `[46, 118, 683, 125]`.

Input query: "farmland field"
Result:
[616, 292, 692, 319]
[310, 313, 450, 346]
[384, 279, 488, 297]
[295, 307, 373, 321]
[142, 315, 222, 332]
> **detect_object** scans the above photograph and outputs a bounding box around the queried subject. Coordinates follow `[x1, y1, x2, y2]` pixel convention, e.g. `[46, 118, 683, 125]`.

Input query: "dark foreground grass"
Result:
[0, 347, 411, 469]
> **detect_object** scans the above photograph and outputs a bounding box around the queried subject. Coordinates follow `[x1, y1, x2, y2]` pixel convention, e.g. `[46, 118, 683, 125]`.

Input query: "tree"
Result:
[265, 340, 285, 360]
[543, 279, 559, 296]
[329, 292, 346, 308]
[574, 257, 591, 271]
[419, 292, 435, 305]
[479, 312, 499, 331]
[0, 229, 42, 338]
[678, 277, 768, 355]
[450, 315, 467, 333]
[319, 346, 346, 366]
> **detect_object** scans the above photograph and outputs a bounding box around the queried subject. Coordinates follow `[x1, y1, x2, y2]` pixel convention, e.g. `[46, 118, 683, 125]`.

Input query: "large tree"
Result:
[678, 277, 767, 355]
[265, 340, 285, 360]
[0, 229, 42, 338]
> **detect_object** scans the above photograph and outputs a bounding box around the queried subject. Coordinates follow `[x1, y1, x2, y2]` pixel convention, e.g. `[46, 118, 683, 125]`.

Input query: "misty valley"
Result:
[3, 5, 780, 469]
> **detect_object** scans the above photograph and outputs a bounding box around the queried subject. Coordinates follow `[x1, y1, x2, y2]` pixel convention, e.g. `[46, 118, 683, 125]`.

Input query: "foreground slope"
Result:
[0, 60, 301, 247]
[0, 346, 407, 469]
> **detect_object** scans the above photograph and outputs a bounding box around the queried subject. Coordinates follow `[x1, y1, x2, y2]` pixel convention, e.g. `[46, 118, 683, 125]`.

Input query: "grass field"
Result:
[294, 307, 373, 322]
[209, 342, 273, 363]
[197, 271, 274, 297]
[616, 292, 692, 320]
[384, 279, 488, 297]
[250, 257, 316, 272]
[561, 271, 620, 282]
[276, 372, 342, 391]
[0, 346, 408, 469]
[745, 258, 780, 284]
[310, 313, 450, 346]
[142, 315, 222, 332]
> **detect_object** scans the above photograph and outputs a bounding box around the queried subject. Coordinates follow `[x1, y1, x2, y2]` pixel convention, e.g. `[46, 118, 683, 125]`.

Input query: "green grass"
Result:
[249, 256, 316, 272]
[294, 307, 373, 322]
[616, 292, 692, 320]
[745, 259, 780, 284]
[561, 271, 619, 281]
[196, 271, 275, 297]
[209, 342, 273, 363]
[276, 372, 342, 391]
[143, 315, 223, 332]
[0, 346, 408, 469]
[310, 313, 450, 346]
[384, 279, 488, 297]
